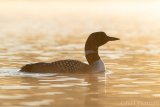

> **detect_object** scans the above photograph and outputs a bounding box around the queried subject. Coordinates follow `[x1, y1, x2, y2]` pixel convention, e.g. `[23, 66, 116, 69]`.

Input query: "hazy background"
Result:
[0, 0, 160, 38]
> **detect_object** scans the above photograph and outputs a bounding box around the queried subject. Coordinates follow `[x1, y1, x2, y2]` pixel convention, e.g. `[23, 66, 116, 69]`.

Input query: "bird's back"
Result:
[20, 59, 92, 73]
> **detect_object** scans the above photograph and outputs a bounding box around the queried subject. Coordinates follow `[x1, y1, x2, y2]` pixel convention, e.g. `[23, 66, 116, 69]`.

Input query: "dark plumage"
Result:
[20, 60, 91, 73]
[20, 31, 119, 73]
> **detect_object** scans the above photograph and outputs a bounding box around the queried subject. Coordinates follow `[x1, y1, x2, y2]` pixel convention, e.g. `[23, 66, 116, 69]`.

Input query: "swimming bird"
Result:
[20, 32, 119, 73]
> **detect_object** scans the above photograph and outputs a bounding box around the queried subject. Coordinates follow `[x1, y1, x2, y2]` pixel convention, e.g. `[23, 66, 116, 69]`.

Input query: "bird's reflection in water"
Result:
[17, 72, 107, 107]
[83, 73, 104, 107]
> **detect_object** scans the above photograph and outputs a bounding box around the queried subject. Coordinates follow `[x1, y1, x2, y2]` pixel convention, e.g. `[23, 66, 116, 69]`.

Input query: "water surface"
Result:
[0, 34, 160, 107]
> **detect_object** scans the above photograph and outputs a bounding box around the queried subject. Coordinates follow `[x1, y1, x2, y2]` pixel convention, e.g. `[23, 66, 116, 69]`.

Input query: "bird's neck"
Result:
[85, 49, 105, 72]
[85, 49, 99, 64]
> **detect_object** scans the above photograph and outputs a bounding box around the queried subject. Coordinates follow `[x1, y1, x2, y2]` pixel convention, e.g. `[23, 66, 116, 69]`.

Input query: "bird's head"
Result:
[85, 31, 120, 49]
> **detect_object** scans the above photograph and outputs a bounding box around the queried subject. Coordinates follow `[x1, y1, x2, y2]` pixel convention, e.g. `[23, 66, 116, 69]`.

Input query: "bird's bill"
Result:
[108, 36, 120, 41]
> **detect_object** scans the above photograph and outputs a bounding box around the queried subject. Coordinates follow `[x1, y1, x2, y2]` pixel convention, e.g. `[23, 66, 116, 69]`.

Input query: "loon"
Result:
[20, 32, 119, 73]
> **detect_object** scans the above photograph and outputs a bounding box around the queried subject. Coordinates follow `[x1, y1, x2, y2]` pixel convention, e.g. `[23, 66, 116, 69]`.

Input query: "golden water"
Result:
[0, 1, 160, 107]
[0, 35, 160, 107]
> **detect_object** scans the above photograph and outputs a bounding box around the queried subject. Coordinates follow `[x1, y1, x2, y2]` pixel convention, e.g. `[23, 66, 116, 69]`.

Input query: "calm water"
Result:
[0, 1, 160, 107]
[0, 34, 160, 107]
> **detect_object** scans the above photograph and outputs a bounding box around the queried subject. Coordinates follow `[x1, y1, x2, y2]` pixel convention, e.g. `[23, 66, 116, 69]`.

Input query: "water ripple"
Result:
[0, 85, 34, 89]
[0, 94, 29, 99]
